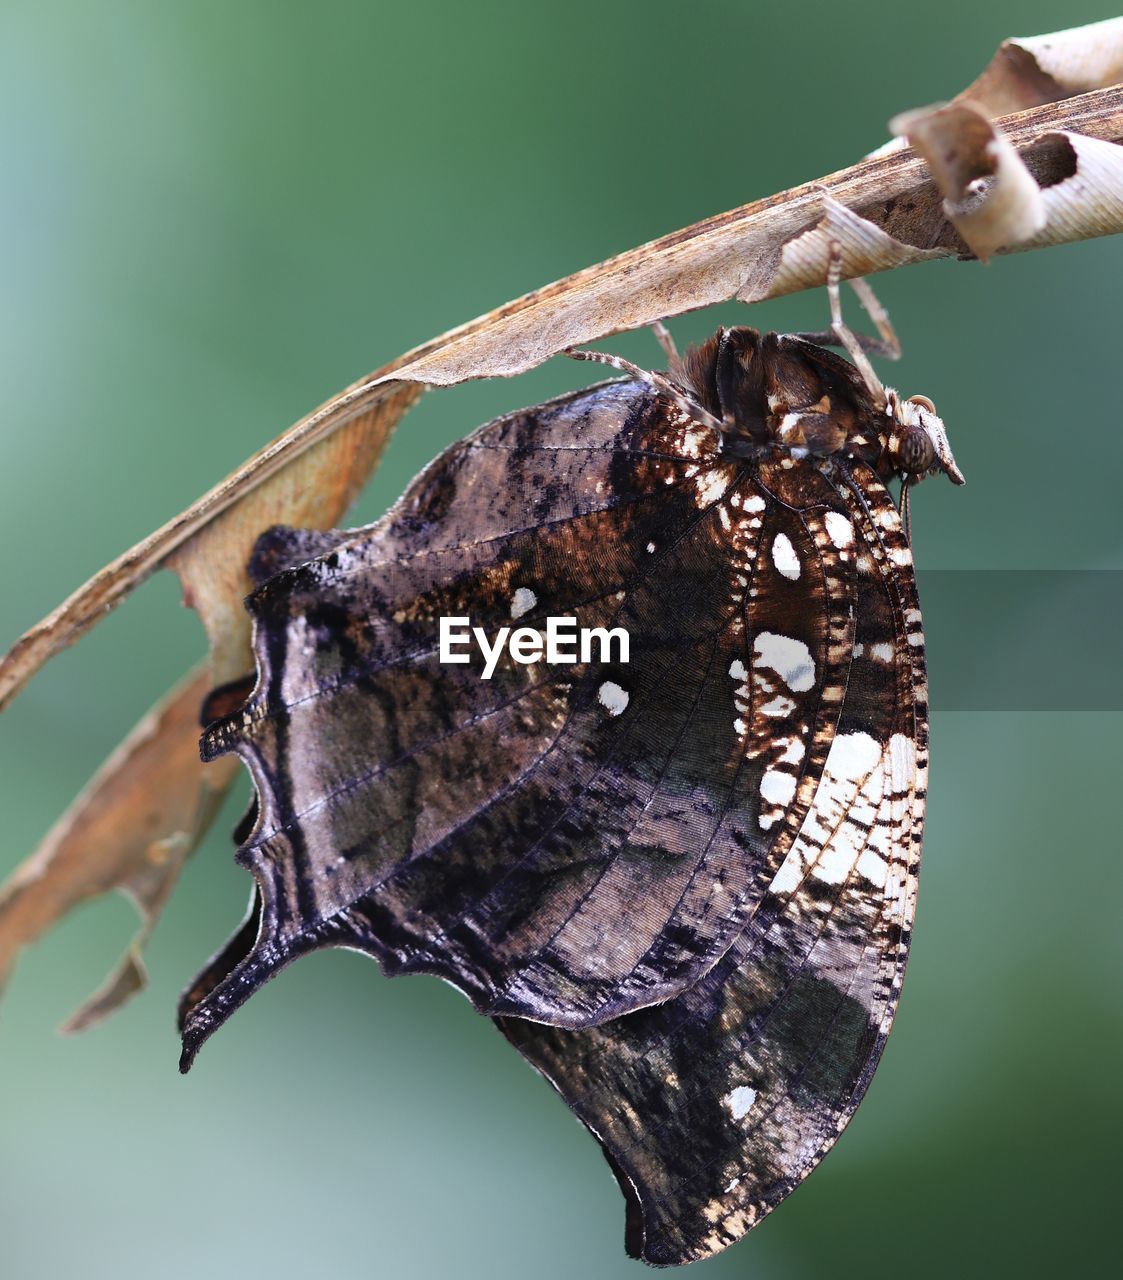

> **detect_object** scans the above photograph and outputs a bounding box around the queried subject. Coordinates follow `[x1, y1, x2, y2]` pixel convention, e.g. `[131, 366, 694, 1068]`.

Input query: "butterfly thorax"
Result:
[678, 327, 963, 488]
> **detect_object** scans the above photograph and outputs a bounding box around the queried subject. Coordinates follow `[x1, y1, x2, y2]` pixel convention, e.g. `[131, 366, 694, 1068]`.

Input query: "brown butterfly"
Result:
[181, 268, 962, 1265]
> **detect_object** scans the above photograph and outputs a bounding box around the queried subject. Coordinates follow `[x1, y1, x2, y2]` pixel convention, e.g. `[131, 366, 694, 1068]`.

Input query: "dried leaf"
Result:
[890, 102, 1047, 262]
[0, 384, 421, 1026]
[164, 383, 423, 686]
[739, 192, 945, 301]
[891, 103, 1123, 262]
[1026, 130, 1123, 244]
[958, 16, 1123, 117]
[0, 665, 235, 1027]
[3, 88, 1121, 712]
[2, 21, 1122, 1028]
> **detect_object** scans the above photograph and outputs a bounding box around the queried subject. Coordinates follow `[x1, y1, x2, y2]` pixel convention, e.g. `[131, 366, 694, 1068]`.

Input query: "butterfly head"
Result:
[883, 390, 965, 487]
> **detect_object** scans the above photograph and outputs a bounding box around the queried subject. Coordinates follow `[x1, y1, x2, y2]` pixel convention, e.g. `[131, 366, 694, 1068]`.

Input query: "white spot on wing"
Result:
[825, 511, 854, 548]
[694, 471, 729, 505]
[771, 532, 801, 580]
[510, 587, 537, 619]
[760, 768, 796, 807]
[889, 732, 917, 790]
[597, 681, 629, 716]
[770, 849, 804, 895]
[856, 847, 889, 887]
[725, 1085, 758, 1120]
[828, 731, 882, 781]
[754, 632, 815, 692]
[776, 736, 805, 764]
[815, 837, 859, 884]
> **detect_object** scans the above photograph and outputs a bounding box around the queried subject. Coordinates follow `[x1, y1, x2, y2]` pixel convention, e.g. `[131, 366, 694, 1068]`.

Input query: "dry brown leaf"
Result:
[164, 382, 424, 687]
[891, 98, 1123, 262]
[1, 20, 1121, 1029]
[890, 102, 1047, 262]
[0, 665, 234, 1029]
[3, 87, 1121, 714]
[0, 384, 421, 1028]
[1026, 130, 1123, 244]
[958, 16, 1123, 117]
[884, 14, 1123, 262]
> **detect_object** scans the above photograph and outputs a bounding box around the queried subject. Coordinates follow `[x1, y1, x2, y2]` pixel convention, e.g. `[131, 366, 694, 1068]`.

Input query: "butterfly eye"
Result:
[897, 424, 936, 474]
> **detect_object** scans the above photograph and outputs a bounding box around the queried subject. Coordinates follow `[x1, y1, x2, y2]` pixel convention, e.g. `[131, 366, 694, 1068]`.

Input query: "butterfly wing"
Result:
[499, 460, 927, 1265]
[179, 381, 862, 1063]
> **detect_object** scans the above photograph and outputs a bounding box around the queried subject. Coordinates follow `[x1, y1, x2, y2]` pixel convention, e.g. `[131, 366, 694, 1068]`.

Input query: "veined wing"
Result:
[180, 383, 865, 1064]
[499, 460, 928, 1265]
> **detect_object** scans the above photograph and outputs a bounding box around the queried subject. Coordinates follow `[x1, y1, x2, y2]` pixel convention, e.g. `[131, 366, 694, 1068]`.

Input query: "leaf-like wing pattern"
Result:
[179, 380, 866, 1063]
[499, 464, 927, 1264]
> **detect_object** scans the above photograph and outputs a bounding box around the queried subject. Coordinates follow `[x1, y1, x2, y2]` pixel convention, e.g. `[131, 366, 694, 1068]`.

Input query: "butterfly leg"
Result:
[792, 281, 901, 359]
[849, 275, 901, 360]
[650, 319, 682, 370]
[793, 245, 901, 394]
[824, 240, 889, 406]
[792, 322, 898, 359]
[565, 346, 724, 433]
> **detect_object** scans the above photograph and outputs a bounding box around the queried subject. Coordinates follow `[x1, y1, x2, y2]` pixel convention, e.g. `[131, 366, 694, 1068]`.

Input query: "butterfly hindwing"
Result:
[498, 460, 927, 1265]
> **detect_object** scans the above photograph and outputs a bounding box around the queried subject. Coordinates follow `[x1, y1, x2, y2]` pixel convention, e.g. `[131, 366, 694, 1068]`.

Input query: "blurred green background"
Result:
[2, 1, 1120, 1277]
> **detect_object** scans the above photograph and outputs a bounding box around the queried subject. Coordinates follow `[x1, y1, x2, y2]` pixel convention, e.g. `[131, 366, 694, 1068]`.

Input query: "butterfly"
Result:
[179, 268, 963, 1265]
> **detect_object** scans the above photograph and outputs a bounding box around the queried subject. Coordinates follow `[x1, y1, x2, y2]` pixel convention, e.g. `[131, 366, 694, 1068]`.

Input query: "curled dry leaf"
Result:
[891, 103, 1123, 262]
[1, 20, 1121, 1029]
[958, 15, 1123, 117]
[890, 16, 1123, 262]
[890, 101, 1047, 262]
[1025, 131, 1123, 245]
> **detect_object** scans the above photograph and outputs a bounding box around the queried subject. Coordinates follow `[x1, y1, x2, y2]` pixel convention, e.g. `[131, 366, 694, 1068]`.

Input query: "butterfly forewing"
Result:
[181, 382, 852, 1060]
